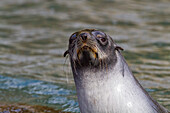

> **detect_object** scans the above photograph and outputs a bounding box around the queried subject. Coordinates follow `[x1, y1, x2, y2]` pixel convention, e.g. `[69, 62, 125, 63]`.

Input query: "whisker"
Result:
[68, 58, 72, 79]
[73, 60, 78, 75]
[76, 55, 82, 67]
[63, 55, 69, 84]
[103, 59, 106, 70]
[99, 59, 102, 71]
[105, 58, 108, 73]
[102, 59, 105, 71]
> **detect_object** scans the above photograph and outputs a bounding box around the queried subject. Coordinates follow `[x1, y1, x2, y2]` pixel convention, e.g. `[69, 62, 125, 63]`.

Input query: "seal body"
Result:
[64, 29, 169, 113]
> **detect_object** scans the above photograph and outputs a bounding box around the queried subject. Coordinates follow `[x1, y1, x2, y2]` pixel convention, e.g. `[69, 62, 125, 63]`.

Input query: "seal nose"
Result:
[80, 33, 87, 41]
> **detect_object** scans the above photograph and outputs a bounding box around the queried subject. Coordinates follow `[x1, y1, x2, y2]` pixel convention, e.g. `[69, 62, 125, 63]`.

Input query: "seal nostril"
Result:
[80, 33, 87, 41]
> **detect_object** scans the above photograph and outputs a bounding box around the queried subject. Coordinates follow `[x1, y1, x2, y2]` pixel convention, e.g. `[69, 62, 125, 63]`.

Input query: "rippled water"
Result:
[0, 0, 169, 112]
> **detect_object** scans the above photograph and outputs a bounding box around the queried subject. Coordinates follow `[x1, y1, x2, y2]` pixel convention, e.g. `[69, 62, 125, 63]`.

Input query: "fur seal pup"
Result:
[64, 29, 169, 113]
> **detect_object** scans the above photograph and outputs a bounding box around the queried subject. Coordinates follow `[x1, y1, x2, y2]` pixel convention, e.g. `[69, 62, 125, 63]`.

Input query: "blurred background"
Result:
[0, 0, 169, 112]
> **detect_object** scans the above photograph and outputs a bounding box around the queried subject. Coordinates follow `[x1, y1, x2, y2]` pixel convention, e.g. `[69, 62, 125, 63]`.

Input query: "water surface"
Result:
[0, 0, 169, 112]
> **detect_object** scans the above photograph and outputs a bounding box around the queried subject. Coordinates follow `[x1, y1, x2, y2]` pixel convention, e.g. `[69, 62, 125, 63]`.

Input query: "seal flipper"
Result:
[63, 50, 69, 57]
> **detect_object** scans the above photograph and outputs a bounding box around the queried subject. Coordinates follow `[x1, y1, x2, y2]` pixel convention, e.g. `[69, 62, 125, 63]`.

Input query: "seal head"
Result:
[64, 29, 123, 70]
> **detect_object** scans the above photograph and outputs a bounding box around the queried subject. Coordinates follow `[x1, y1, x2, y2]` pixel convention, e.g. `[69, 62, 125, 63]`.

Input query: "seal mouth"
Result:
[77, 45, 98, 60]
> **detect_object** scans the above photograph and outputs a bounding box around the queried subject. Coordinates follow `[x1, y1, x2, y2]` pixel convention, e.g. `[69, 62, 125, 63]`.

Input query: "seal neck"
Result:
[72, 51, 126, 84]
[72, 51, 167, 113]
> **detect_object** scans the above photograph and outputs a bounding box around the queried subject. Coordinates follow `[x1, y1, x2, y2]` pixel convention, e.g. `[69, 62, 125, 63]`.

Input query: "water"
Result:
[0, 0, 169, 112]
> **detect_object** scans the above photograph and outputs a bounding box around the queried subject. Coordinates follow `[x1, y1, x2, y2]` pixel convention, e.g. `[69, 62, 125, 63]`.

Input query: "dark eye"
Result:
[100, 37, 107, 42]
[92, 31, 107, 45]
[69, 33, 77, 44]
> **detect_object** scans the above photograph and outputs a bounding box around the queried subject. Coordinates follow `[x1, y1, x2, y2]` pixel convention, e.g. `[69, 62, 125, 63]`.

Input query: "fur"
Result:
[73, 51, 168, 113]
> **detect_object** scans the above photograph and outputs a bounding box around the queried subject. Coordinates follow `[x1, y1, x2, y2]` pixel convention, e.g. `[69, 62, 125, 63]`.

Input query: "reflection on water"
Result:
[0, 0, 169, 112]
[0, 75, 79, 112]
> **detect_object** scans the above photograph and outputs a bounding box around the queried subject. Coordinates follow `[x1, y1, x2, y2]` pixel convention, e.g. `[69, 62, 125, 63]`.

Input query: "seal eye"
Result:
[92, 31, 108, 45]
[99, 37, 107, 45]
[100, 37, 106, 42]
[97, 34, 107, 44]
[69, 33, 77, 44]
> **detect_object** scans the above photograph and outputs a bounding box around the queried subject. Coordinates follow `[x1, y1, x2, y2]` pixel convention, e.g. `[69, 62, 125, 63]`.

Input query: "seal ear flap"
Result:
[63, 50, 69, 57]
[109, 36, 124, 51]
[115, 46, 124, 51]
